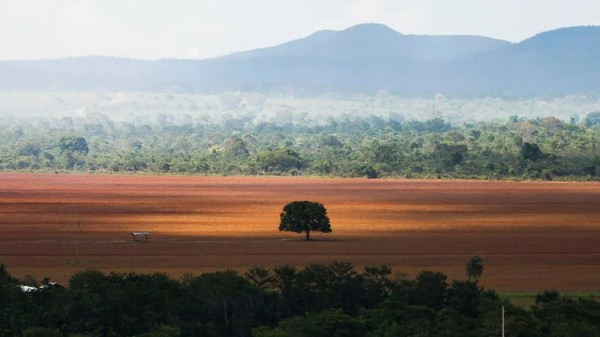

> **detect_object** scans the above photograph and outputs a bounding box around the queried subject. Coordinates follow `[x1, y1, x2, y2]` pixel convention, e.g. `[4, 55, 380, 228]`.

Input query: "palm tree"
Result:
[466, 254, 484, 282]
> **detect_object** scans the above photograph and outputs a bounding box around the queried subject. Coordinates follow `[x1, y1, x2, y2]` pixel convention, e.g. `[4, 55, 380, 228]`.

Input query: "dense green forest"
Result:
[2, 110, 600, 180]
[2, 261, 600, 337]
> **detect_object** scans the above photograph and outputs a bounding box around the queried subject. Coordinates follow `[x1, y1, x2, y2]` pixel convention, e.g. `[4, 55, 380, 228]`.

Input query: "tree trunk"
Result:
[305, 230, 311, 240]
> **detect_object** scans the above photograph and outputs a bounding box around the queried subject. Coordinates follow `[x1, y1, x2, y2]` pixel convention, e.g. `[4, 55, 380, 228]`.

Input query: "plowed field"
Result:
[1, 173, 600, 291]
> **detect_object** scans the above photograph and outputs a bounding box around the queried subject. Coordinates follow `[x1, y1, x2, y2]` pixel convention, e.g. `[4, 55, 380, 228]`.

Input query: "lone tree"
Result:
[466, 254, 484, 282]
[279, 201, 331, 240]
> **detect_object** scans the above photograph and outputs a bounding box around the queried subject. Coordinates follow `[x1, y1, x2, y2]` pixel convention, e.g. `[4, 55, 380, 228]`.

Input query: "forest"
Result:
[1, 108, 600, 180]
[2, 260, 600, 337]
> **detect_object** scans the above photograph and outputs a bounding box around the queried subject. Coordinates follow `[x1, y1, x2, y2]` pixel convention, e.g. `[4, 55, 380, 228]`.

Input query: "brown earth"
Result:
[1, 172, 600, 292]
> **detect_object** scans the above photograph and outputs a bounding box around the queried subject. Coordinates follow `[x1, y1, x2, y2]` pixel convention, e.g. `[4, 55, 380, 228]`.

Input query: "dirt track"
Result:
[1, 173, 600, 291]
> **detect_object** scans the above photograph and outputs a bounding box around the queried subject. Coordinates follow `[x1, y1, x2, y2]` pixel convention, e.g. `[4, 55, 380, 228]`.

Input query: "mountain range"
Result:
[1, 23, 599, 97]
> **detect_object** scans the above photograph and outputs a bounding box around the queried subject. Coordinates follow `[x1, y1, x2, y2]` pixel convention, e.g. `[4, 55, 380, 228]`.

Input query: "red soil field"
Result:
[1, 172, 600, 292]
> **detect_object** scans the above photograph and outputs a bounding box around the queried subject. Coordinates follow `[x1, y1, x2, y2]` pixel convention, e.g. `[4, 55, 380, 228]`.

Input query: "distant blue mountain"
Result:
[0, 24, 599, 97]
[224, 23, 510, 61]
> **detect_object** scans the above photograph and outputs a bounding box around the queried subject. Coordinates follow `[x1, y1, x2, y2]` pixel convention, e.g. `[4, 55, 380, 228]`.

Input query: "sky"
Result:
[0, 0, 598, 60]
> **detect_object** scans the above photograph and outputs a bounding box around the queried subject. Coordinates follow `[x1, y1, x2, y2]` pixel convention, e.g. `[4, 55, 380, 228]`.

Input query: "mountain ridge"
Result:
[223, 23, 511, 61]
[0, 24, 598, 97]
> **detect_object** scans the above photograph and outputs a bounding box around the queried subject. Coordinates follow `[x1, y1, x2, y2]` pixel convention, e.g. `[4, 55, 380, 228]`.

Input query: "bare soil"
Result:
[1, 173, 599, 292]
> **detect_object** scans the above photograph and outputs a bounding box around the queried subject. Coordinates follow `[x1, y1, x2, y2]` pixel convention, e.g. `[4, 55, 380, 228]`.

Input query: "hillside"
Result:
[451, 26, 600, 94]
[0, 24, 599, 96]
[224, 23, 510, 61]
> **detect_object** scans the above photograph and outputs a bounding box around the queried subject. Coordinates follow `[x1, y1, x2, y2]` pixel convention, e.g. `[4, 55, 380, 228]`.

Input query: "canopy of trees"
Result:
[58, 136, 89, 155]
[1, 111, 600, 181]
[2, 261, 600, 337]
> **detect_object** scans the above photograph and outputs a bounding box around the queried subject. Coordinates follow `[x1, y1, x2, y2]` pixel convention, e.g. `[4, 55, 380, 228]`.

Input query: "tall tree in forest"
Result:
[466, 254, 484, 282]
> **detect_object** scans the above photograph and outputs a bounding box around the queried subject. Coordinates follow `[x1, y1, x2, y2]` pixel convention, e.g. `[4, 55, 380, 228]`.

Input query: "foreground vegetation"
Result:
[2, 261, 600, 337]
[2, 110, 600, 180]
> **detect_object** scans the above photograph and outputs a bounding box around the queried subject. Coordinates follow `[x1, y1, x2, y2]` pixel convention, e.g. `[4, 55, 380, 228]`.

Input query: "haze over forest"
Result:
[2, 25, 600, 180]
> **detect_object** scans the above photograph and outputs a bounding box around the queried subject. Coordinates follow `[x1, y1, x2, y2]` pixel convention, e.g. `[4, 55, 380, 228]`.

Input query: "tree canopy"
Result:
[279, 201, 331, 240]
[58, 136, 89, 155]
[2, 106, 600, 181]
[2, 260, 600, 337]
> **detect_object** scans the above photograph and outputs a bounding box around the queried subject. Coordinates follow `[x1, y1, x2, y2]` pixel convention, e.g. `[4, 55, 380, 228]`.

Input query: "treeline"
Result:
[1, 112, 600, 180]
[2, 262, 600, 337]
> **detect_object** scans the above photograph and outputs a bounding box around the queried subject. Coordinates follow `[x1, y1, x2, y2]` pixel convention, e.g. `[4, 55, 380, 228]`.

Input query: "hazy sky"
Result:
[0, 0, 598, 60]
